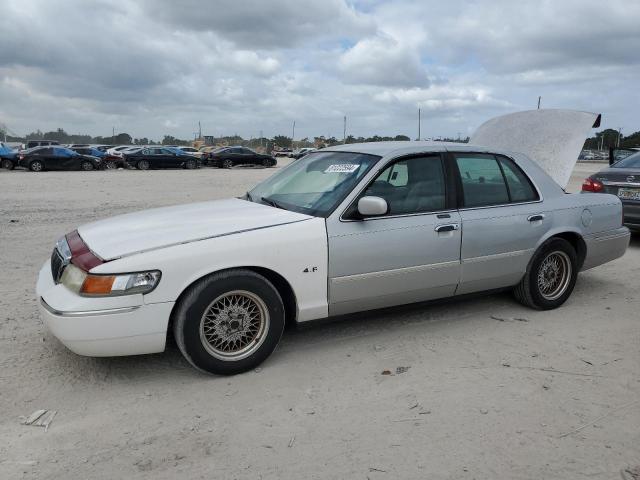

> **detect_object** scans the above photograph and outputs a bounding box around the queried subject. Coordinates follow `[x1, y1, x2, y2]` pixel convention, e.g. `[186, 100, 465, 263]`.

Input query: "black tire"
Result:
[1, 158, 14, 170]
[29, 160, 44, 172]
[173, 269, 285, 375]
[262, 158, 271, 167]
[514, 238, 578, 310]
[80, 161, 94, 171]
[103, 160, 117, 170]
[137, 159, 150, 170]
[222, 159, 233, 169]
[184, 159, 197, 169]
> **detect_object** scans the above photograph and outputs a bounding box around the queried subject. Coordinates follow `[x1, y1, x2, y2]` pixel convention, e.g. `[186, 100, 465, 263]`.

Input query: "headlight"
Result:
[61, 264, 161, 296]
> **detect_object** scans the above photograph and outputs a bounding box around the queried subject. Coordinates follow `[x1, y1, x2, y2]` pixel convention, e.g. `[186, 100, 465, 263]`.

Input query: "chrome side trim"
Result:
[601, 181, 640, 188]
[463, 248, 533, 264]
[40, 298, 141, 317]
[331, 260, 459, 284]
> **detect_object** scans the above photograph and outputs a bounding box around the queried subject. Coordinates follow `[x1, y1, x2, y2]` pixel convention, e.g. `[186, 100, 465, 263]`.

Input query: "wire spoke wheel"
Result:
[199, 290, 269, 361]
[537, 251, 572, 301]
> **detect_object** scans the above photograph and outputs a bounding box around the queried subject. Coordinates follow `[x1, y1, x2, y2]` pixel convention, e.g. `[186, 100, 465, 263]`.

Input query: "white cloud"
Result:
[0, 0, 638, 140]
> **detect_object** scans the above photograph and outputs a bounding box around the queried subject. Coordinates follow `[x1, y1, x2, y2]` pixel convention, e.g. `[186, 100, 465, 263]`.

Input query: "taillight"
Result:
[66, 230, 104, 271]
[582, 177, 604, 193]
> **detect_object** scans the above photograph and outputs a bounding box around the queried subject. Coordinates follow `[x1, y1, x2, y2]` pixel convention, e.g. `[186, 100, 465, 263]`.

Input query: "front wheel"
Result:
[184, 159, 197, 169]
[513, 238, 578, 310]
[103, 160, 117, 170]
[222, 159, 233, 169]
[173, 269, 285, 375]
[1, 159, 14, 170]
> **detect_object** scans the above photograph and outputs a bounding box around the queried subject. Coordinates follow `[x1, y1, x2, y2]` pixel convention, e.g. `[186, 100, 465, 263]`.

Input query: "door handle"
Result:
[527, 214, 545, 222]
[435, 223, 459, 233]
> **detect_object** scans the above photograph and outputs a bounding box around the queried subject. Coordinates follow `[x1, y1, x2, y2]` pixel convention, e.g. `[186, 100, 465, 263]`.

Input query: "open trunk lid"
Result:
[470, 109, 601, 188]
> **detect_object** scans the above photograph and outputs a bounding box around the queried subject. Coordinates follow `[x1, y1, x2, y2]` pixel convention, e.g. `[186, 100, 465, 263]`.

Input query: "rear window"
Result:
[455, 154, 539, 207]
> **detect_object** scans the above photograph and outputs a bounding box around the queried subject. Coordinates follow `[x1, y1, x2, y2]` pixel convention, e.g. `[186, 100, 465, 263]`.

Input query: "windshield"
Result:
[612, 151, 640, 168]
[248, 151, 380, 217]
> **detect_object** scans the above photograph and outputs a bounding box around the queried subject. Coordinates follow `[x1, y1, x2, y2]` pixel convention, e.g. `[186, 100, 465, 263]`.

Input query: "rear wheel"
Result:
[222, 159, 233, 169]
[29, 160, 44, 172]
[514, 238, 578, 310]
[137, 159, 150, 170]
[80, 161, 94, 171]
[184, 159, 197, 169]
[103, 160, 117, 170]
[173, 269, 285, 375]
[262, 158, 271, 167]
[1, 158, 14, 170]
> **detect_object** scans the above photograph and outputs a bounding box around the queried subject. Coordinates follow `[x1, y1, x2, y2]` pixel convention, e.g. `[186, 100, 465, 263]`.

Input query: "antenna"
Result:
[418, 108, 421, 140]
[537, 96, 541, 109]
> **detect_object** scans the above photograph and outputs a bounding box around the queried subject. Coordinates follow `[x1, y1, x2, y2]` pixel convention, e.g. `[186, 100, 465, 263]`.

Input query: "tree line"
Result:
[4, 127, 637, 150]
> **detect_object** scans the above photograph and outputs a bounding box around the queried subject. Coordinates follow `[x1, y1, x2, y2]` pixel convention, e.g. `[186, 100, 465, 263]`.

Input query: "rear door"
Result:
[451, 152, 551, 295]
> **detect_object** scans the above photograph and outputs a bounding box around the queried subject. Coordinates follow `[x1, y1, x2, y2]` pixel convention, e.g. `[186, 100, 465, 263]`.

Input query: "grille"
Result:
[51, 248, 65, 283]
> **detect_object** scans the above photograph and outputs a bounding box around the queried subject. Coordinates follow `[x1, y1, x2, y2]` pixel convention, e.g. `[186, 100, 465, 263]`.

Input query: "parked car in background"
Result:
[177, 146, 203, 158]
[103, 147, 142, 169]
[17, 146, 102, 172]
[207, 146, 276, 168]
[0, 142, 18, 169]
[35, 110, 629, 375]
[71, 146, 106, 158]
[106, 145, 134, 158]
[583, 149, 640, 230]
[292, 147, 316, 159]
[124, 146, 200, 170]
[273, 148, 293, 157]
[26, 140, 60, 149]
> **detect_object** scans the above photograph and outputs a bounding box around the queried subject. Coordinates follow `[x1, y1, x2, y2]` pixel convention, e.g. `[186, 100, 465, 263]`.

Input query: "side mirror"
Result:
[357, 196, 388, 217]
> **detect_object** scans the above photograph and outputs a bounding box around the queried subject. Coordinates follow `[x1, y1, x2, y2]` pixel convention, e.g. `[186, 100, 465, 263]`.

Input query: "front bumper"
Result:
[36, 262, 174, 357]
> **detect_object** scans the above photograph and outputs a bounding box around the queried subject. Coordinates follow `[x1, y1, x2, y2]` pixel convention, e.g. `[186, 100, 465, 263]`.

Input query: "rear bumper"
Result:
[36, 262, 173, 357]
[581, 227, 631, 271]
[622, 202, 640, 230]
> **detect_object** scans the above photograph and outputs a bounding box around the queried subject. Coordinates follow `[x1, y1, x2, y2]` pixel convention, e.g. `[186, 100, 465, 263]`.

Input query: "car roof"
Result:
[320, 141, 509, 157]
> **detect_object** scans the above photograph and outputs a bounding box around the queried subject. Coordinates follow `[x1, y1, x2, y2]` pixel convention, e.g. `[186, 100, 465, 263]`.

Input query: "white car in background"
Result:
[36, 110, 629, 375]
[177, 146, 203, 158]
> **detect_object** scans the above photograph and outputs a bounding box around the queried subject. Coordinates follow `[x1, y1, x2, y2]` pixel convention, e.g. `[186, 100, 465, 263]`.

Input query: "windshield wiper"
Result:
[261, 196, 286, 210]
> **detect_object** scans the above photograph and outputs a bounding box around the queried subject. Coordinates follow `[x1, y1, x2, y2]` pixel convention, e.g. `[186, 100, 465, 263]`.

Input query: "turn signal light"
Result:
[81, 275, 116, 295]
[582, 178, 604, 193]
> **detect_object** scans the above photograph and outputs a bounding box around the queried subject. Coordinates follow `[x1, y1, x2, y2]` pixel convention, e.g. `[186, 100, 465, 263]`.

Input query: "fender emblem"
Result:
[303, 267, 318, 273]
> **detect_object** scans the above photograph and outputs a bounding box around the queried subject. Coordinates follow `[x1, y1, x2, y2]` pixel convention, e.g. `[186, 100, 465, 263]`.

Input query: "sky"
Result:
[1, 0, 639, 141]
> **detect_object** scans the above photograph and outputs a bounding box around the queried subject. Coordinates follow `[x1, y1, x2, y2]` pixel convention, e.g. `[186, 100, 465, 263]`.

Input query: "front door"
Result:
[326, 154, 461, 316]
[451, 152, 551, 294]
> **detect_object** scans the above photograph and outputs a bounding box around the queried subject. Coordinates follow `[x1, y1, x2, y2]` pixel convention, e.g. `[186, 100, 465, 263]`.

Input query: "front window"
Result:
[248, 151, 380, 217]
[612, 151, 640, 168]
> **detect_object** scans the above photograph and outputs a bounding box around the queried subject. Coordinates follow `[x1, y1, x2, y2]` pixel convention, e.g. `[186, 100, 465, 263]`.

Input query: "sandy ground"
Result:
[1, 160, 638, 480]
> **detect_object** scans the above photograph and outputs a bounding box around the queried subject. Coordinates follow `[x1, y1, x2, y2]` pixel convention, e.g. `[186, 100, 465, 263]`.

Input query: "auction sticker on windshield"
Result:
[325, 164, 359, 173]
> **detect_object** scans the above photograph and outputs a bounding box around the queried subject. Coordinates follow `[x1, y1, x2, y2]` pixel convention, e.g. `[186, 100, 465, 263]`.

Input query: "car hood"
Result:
[77, 198, 313, 260]
[470, 109, 601, 188]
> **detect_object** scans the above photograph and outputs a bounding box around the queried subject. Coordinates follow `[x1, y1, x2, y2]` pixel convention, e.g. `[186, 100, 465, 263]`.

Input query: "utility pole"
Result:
[343, 116, 347, 144]
[198, 121, 202, 140]
[617, 127, 623, 147]
[292, 121, 296, 150]
[537, 96, 541, 109]
[260, 130, 263, 148]
[112, 126, 115, 142]
[417, 108, 421, 141]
